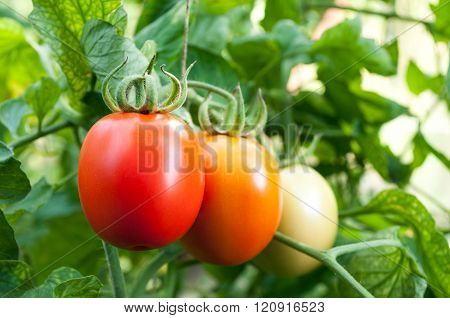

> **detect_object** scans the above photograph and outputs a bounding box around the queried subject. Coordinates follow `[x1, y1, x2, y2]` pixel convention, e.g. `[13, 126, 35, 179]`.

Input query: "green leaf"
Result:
[23, 267, 101, 298]
[23, 267, 81, 297]
[135, 1, 186, 66]
[199, 0, 254, 15]
[411, 133, 430, 169]
[54, 276, 102, 298]
[312, 18, 396, 80]
[24, 77, 60, 125]
[0, 209, 18, 260]
[430, 0, 450, 42]
[108, 6, 127, 35]
[262, 0, 301, 30]
[0, 260, 32, 297]
[29, 0, 126, 101]
[135, 0, 179, 33]
[34, 190, 81, 221]
[356, 133, 411, 185]
[350, 83, 409, 125]
[385, 40, 399, 69]
[0, 18, 45, 100]
[0, 97, 32, 137]
[228, 20, 311, 88]
[271, 20, 312, 87]
[0, 141, 30, 202]
[136, 4, 239, 90]
[422, 136, 450, 169]
[76, 91, 111, 129]
[188, 49, 239, 91]
[446, 53, 450, 103]
[352, 190, 450, 297]
[406, 61, 444, 95]
[186, 14, 238, 89]
[228, 34, 281, 88]
[5, 178, 54, 218]
[190, 14, 229, 55]
[227, 5, 253, 38]
[412, 132, 450, 169]
[323, 80, 363, 121]
[339, 244, 427, 297]
[81, 19, 149, 91]
[22, 213, 103, 283]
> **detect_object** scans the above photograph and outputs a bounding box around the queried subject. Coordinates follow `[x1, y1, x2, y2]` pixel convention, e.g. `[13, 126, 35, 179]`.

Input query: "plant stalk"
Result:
[326, 239, 402, 258]
[130, 246, 182, 297]
[9, 121, 72, 150]
[305, 2, 432, 26]
[274, 231, 374, 298]
[188, 80, 238, 133]
[181, 0, 191, 78]
[102, 241, 127, 298]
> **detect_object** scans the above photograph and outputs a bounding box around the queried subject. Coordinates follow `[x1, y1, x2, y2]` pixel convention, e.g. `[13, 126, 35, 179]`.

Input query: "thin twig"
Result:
[181, 0, 192, 78]
[305, 2, 433, 26]
[274, 231, 374, 298]
[130, 246, 182, 297]
[9, 121, 72, 150]
[327, 239, 402, 258]
[102, 241, 127, 298]
[72, 126, 82, 148]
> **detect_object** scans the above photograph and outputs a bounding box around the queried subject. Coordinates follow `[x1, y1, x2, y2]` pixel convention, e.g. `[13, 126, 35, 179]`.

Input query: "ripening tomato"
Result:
[254, 164, 338, 276]
[181, 134, 282, 265]
[78, 112, 204, 250]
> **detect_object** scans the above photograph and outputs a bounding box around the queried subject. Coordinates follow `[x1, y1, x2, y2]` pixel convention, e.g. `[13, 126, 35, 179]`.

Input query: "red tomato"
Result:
[181, 134, 282, 265]
[78, 112, 204, 250]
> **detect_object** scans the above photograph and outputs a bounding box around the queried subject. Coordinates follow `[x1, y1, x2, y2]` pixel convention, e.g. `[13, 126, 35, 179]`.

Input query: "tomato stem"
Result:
[181, 0, 191, 78]
[9, 121, 72, 150]
[102, 241, 127, 298]
[275, 233, 410, 297]
[189, 80, 238, 133]
[274, 231, 374, 298]
[158, 62, 195, 113]
[130, 245, 182, 297]
[198, 95, 215, 134]
[326, 239, 402, 258]
[191, 82, 268, 136]
[188, 88, 226, 109]
[102, 58, 127, 113]
[230, 84, 246, 135]
[241, 89, 268, 137]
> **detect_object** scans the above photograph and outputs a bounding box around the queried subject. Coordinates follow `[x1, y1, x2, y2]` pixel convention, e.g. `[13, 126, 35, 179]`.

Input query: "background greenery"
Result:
[0, 0, 449, 298]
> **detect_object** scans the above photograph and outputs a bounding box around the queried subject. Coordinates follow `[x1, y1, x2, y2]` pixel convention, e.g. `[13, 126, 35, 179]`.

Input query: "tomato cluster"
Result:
[78, 61, 338, 274]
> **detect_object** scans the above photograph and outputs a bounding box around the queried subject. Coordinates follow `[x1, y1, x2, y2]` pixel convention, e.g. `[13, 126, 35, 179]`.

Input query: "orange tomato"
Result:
[181, 134, 282, 265]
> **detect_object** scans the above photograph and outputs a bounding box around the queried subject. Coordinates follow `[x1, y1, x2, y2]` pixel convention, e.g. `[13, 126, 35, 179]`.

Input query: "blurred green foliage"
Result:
[0, 0, 448, 298]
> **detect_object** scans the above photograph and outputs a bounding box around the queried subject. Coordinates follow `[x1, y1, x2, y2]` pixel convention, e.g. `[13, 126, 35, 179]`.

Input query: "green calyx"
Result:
[101, 56, 194, 114]
[192, 81, 268, 137]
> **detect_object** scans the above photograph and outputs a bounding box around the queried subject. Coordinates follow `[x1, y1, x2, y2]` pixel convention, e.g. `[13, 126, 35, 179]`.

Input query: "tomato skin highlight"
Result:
[78, 112, 204, 250]
[181, 134, 282, 265]
[254, 165, 338, 276]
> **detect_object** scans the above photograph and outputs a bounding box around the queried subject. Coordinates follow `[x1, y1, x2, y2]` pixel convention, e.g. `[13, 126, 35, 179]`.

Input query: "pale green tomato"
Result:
[254, 164, 338, 277]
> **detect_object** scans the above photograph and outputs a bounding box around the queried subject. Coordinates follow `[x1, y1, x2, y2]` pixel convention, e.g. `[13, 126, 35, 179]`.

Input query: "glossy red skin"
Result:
[78, 112, 204, 250]
[181, 134, 282, 265]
